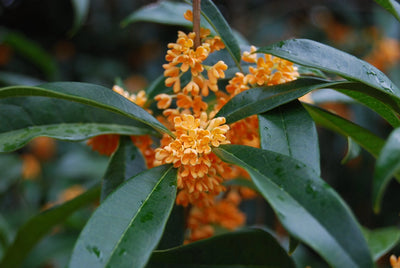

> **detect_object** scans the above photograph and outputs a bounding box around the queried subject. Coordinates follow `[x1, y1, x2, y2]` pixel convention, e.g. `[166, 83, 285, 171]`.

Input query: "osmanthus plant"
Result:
[1, 0, 400, 268]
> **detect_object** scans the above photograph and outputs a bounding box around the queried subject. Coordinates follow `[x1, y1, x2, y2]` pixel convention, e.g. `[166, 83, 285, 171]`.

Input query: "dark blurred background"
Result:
[0, 0, 399, 267]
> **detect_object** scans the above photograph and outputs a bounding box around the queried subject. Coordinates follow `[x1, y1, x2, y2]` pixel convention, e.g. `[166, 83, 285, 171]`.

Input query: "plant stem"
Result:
[193, 0, 201, 49]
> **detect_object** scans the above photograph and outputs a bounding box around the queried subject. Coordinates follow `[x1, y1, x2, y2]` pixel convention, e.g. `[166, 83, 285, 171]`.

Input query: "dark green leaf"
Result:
[213, 145, 374, 268]
[156, 205, 185, 250]
[341, 137, 362, 164]
[0, 186, 100, 268]
[303, 103, 385, 158]
[0, 96, 157, 152]
[199, 0, 242, 68]
[69, 165, 177, 268]
[0, 29, 57, 80]
[257, 39, 400, 96]
[374, 0, 400, 22]
[288, 236, 300, 256]
[258, 100, 320, 175]
[121, 1, 193, 27]
[0, 82, 172, 136]
[148, 228, 296, 268]
[373, 127, 400, 213]
[335, 87, 400, 128]
[101, 136, 146, 201]
[216, 78, 343, 124]
[362, 227, 400, 261]
[70, 0, 90, 35]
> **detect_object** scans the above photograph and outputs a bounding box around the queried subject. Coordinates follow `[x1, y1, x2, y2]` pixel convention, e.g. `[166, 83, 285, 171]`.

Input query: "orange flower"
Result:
[21, 154, 41, 180]
[391, 255, 400, 268]
[155, 93, 173, 109]
[87, 134, 120, 156]
[185, 191, 245, 243]
[155, 113, 230, 207]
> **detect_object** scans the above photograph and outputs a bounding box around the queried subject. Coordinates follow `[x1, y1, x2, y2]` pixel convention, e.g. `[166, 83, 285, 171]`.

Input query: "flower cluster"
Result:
[155, 113, 230, 207]
[86, 10, 300, 243]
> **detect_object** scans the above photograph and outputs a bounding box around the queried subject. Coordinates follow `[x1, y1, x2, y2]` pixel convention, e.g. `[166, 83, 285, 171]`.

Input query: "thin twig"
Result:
[193, 0, 201, 49]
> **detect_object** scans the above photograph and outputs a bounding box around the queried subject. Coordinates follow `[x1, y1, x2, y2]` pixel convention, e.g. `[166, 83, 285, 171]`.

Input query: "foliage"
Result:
[0, 0, 400, 267]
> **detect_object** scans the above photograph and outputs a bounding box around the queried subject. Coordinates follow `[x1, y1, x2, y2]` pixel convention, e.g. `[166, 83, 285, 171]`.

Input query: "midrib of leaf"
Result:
[278, 107, 293, 157]
[104, 166, 173, 266]
[0, 86, 172, 136]
[215, 147, 360, 267]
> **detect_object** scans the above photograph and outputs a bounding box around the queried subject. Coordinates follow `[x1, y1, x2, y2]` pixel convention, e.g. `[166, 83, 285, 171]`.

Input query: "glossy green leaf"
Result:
[148, 228, 296, 268]
[121, 1, 193, 27]
[213, 145, 374, 268]
[362, 227, 400, 261]
[101, 136, 146, 201]
[199, 0, 242, 68]
[288, 236, 300, 255]
[69, 165, 177, 268]
[373, 127, 400, 213]
[70, 0, 90, 35]
[0, 96, 157, 152]
[0, 29, 57, 80]
[258, 100, 320, 175]
[335, 87, 400, 128]
[375, 0, 400, 22]
[216, 78, 344, 124]
[257, 39, 400, 96]
[303, 103, 385, 158]
[0, 82, 171, 136]
[0, 186, 100, 268]
[156, 205, 185, 250]
[341, 137, 362, 164]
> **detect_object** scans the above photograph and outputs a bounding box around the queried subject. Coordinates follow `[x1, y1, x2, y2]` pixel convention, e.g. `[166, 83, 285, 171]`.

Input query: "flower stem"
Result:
[193, 0, 201, 49]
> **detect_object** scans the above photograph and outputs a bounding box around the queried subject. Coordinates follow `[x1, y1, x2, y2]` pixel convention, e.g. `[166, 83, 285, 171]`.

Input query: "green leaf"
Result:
[0, 96, 157, 152]
[257, 39, 400, 96]
[0, 29, 57, 80]
[288, 236, 300, 255]
[69, 165, 177, 268]
[156, 205, 185, 250]
[101, 136, 146, 201]
[70, 0, 90, 35]
[0, 186, 100, 268]
[362, 227, 400, 261]
[374, 0, 400, 22]
[216, 78, 344, 124]
[335, 88, 400, 128]
[373, 127, 400, 213]
[213, 145, 374, 268]
[303, 103, 385, 158]
[148, 228, 296, 268]
[199, 0, 242, 69]
[121, 1, 193, 27]
[0, 82, 172, 136]
[341, 137, 362, 164]
[258, 100, 320, 175]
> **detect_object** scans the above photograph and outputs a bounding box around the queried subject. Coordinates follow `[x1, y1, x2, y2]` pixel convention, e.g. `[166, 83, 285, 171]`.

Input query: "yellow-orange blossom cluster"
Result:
[87, 9, 299, 243]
